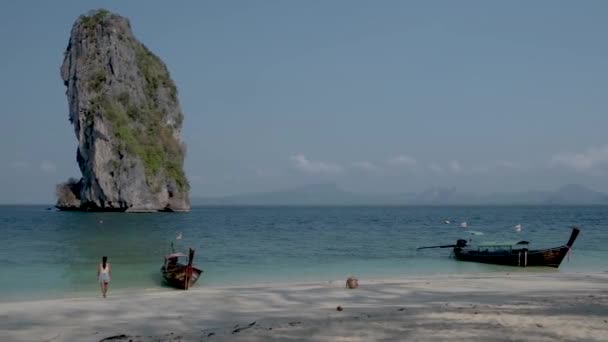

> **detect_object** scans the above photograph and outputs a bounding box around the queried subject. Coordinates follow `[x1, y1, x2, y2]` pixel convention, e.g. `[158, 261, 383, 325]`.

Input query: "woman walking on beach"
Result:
[97, 256, 111, 298]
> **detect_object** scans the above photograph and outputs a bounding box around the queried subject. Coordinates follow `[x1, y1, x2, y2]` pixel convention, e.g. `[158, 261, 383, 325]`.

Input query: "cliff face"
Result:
[56, 9, 190, 212]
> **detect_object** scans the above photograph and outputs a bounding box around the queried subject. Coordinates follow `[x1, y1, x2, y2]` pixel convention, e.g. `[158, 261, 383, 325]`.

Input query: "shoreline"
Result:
[0, 268, 602, 302]
[0, 268, 596, 304]
[1, 272, 607, 341]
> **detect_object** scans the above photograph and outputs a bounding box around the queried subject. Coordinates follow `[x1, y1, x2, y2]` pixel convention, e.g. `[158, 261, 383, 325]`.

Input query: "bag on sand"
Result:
[345, 277, 358, 289]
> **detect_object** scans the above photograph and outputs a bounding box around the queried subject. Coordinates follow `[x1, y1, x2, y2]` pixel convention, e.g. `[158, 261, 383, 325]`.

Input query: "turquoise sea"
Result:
[0, 205, 606, 301]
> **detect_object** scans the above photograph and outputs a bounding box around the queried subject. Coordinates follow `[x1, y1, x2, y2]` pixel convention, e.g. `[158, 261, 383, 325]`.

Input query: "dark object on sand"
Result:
[345, 276, 358, 289]
[418, 227, 580, 268]
[232, 321, 256, 334]
[99, 334, 130, 341]
[161, 247, 203, 289]
[336, 305, 343, 311]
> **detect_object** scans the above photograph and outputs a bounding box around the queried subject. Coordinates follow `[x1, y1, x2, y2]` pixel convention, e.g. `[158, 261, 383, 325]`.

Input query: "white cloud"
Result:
[9, 161, 30, 168]
[40, 161, 56, 172]
[469, 164, 489, 173]
[551, 145, 608, 171]
[428, 163, 443, 173]
[448, 160, 462, 173]
[290, 154, 342, 174]
[387, 155, 417, 166]
[427, 160, 522, 174]
[352, 161, 380, 172]
[470, 160, 523, 173]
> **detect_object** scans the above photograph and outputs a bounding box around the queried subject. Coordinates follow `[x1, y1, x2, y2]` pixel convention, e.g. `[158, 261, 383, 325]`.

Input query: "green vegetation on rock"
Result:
[88, 69, 106, 92]
[134, 43, 178, 102]
[96, 93, 188, 192]
[81, 9, 110, 31]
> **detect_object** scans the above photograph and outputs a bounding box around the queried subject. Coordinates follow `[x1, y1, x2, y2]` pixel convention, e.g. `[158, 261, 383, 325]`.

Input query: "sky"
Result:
[1, 1, 608, 203]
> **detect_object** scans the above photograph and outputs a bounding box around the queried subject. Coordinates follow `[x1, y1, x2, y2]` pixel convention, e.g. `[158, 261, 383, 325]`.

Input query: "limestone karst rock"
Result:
[56, 9, 190, 212]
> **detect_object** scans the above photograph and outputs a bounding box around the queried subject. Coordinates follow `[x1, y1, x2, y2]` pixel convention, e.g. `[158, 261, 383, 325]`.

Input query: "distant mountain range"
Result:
[192, 183, 608, 206]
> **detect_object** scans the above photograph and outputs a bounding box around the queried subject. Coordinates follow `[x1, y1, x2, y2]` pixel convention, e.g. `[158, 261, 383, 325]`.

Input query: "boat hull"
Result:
[453, 227, 579, 268]
[161, 265, 203, 289]
[453, 246, 571, 268]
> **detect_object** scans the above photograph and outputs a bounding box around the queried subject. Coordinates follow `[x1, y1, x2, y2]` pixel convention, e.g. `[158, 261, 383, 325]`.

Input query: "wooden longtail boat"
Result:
[418, 227, 580, 268]
[161, 248, 203, 289]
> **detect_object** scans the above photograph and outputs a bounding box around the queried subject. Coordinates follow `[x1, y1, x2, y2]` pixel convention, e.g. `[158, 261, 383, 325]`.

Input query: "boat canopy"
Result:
[165, 253, 187, 259]
[474, 240, 529, 247]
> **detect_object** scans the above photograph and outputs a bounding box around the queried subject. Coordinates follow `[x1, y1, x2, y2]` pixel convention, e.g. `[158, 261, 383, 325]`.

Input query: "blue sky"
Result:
[1, 1, 608, 203]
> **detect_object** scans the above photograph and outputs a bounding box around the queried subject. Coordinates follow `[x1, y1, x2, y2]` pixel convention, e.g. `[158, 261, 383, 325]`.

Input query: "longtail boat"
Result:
[161, 248, 203, 289]
[418, 227, 580, 268]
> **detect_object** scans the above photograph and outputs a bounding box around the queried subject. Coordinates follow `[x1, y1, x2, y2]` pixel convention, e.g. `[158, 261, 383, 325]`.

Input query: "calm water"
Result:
[0, 205, 606, 301]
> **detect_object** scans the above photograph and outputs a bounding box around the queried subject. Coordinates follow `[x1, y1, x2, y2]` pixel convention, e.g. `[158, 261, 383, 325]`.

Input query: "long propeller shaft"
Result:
[416, 244, 456, 250]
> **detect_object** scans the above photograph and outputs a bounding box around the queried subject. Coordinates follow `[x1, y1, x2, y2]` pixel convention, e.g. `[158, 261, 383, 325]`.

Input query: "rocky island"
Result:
[56, 9, 190, 212]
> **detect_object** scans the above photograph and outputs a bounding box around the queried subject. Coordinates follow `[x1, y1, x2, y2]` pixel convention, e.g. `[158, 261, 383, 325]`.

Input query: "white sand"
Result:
[1, 272, 607, 342]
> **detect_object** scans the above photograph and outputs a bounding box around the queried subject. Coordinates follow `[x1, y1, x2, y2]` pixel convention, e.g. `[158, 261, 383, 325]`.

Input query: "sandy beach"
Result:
[1, 272, 607, 342]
